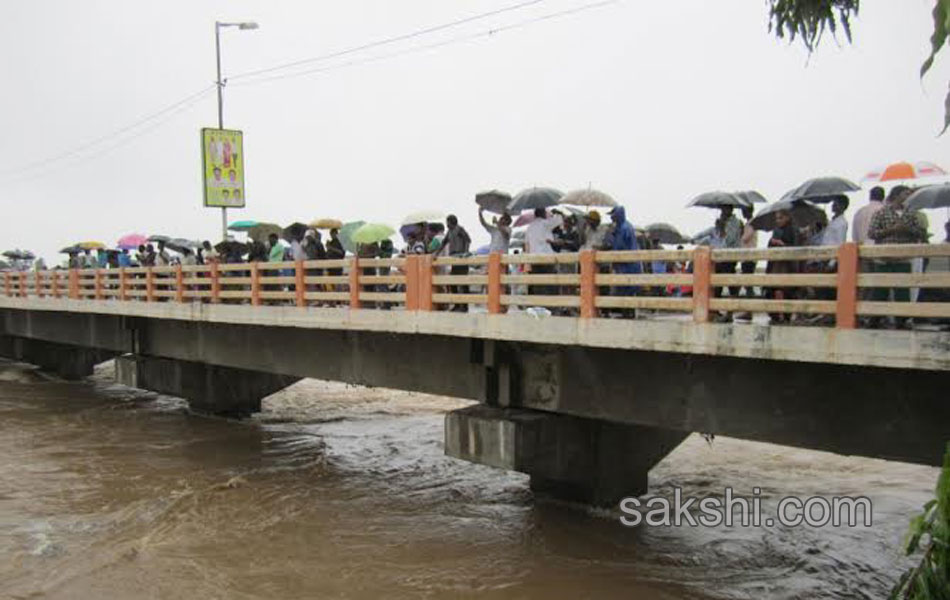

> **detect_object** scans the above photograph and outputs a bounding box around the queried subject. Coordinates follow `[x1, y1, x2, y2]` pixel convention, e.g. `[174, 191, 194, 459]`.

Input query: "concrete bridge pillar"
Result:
[114, 354, 299, 418]
[0, 336, 111, 380]
[445, 405, 687, 506]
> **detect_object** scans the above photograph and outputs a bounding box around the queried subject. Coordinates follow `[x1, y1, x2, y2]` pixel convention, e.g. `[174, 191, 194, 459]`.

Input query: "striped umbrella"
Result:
[863, 161, 946, 182]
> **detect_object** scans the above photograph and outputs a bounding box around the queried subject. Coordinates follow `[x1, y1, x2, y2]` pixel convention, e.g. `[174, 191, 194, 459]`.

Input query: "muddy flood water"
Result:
[0, 359, 937, 599]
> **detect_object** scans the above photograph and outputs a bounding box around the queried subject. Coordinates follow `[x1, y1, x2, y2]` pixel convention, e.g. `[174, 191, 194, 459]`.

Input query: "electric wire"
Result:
[228, 0, 549, 82]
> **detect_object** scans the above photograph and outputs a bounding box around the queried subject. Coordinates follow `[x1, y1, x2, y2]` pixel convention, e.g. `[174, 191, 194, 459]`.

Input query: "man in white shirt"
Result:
[822, 196, 849, 247]
[524, 208, 562, 295]
[524, 208, 561, 255]
[852, 186, 884, 245]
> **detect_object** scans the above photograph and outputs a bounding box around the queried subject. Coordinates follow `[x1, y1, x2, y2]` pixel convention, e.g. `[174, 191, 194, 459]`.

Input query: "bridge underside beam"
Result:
[0, 336, 115, 380]
[114, 354, 299, 418]
[445, 405, 688, 506]
[498, 342, 950, 467]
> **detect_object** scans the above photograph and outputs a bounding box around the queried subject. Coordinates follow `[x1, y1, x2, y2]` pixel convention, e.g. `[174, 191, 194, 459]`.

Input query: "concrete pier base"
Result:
[115, 354, 299, 417]
[0, 336, 112, 380]
[445, 405, 688, 506]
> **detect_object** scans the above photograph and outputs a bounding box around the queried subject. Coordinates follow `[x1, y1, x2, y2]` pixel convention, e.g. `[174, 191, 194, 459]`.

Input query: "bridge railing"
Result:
[2, 243, 949, 328]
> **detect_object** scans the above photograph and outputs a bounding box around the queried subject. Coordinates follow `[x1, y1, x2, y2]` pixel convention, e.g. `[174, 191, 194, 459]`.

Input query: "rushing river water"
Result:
[0, 359, 937, 599]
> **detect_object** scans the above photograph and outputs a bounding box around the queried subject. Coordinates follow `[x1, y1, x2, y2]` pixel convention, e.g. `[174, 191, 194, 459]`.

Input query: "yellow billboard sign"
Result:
[202, 128, 245, 208]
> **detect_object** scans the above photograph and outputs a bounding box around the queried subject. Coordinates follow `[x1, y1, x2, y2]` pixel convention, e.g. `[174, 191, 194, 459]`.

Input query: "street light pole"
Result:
[215, 22, 226, 240]
[213, 20, 258, 241]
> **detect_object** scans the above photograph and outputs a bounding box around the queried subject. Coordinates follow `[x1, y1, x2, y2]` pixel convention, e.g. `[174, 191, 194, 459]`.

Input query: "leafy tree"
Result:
[890, 443, 949, 599]
[767, 0, 950, 133]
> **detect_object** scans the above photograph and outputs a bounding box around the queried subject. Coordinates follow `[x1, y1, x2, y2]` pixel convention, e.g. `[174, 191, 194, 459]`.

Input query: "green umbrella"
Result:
[228, 220, 260, 232]
[339, 221, 366, 255]
[351, 223, 395, 245]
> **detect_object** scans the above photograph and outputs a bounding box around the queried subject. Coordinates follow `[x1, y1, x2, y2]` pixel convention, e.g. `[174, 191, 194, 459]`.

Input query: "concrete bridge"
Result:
[1, 243, 948, 505]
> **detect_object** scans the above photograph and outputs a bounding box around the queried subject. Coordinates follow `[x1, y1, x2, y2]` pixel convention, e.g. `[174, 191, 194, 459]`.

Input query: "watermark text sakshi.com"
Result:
[619, 488, 872, 528]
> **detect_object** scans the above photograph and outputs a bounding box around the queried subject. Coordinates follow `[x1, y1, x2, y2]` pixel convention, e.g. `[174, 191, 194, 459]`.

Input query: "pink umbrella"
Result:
[117, 233, 147, 250]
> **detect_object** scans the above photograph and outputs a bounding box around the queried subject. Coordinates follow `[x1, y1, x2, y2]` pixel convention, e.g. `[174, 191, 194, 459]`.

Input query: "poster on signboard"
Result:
[201, 128, 245, 208]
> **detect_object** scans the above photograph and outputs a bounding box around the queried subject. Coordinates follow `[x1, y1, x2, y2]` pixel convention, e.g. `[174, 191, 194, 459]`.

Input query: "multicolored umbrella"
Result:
[863, 161, 946, 182]
[117, 233, 148, 250]
[559, 188, 617, 208]
[351, 223, 395, 245]
[475, 190, 512, 214]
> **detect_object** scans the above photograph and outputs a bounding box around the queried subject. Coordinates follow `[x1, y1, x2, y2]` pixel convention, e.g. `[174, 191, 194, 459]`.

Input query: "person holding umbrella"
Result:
[478, 208, 511, 255]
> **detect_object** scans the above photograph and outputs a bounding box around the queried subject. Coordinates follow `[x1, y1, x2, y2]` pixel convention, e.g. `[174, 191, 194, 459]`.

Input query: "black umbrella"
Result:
[905, 183, 950, 212]
[645, 223, 689, 245]
[687, 191, 750, 209]
[214, 240, 249, 256]
[148, 234, 171, 244]
[750, 199, 828, 232]
[282, 222, 309, 242]
[475, 190, 512, 214]
[784, 176, 860, 202]
[734, 190, 768, 205]
[3, 249, 34, 260]
[60, 245, 82, 255]
[165, 238, 200, 254]
[508, 187, 563, 213]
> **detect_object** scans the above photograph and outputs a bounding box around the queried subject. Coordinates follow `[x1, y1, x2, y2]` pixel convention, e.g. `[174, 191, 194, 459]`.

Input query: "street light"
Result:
[214, 20, 258, 239]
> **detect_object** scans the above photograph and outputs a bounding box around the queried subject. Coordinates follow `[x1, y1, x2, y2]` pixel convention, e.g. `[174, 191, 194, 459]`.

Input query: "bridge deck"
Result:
[2, 296, 947, 372]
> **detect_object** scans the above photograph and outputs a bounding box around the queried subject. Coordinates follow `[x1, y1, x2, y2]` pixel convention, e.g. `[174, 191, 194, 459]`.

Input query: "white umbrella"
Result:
[401, 210, 445, 226]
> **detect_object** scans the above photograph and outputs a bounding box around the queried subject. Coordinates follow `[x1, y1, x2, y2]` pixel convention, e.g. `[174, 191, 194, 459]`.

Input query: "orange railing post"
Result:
[35, 271, 44, 298]
[69, 269, 79, 299]
[835, 242, 859, 329]
[487, 253, 503, 314]
[692, 247, 712, 323]
[93, 269, 103, 300]
[210, 261, 221, 304]
[405, 255, 420, 311]
[348, 257, 361, 309]
[295, 260, 306, 307]
[579, 250, 598, 319]
[119, 268, 128, 301]
[19, 272, 27, 298]
[418, 255, 434, 311]
[250, 263, 262, 306]
[174, 265, 184, 302]
[4, 271, 10, 297]
[51, 271, 60, 298]
[146, 267, 155, 302]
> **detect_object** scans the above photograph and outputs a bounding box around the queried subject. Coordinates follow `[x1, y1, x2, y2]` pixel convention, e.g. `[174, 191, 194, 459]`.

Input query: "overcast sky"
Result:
[1, 0, 948, 262]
